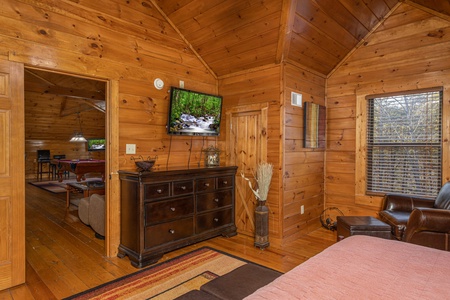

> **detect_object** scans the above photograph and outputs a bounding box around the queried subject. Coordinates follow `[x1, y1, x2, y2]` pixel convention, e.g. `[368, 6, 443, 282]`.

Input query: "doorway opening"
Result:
[24, 68, 108, 256]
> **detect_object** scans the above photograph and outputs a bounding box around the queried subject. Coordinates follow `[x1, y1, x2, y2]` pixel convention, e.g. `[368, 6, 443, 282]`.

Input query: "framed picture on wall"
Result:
[304, 102, 326, 148]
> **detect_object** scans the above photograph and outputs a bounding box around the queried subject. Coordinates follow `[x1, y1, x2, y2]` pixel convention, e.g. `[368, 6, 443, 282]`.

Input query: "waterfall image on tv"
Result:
[167, 87, 222, 136]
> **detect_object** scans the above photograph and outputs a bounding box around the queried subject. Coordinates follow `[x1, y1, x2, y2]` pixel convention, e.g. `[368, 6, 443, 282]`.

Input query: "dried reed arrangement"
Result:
[241, 162, 273, 201]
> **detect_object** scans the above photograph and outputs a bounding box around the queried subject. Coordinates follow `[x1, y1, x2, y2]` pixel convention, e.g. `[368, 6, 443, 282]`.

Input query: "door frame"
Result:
[23, 66, 120, 257]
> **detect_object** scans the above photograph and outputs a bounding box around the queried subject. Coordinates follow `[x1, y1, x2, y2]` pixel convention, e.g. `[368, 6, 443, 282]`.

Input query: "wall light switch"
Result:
[126, 144, 136, 154]
[179, 80, 185, 88]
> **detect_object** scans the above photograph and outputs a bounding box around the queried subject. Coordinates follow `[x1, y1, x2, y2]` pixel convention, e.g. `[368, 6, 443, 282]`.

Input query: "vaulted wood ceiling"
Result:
[24, 0, 450, 141]
[154, 0, 450, 77]
[25, 69, 106, 116]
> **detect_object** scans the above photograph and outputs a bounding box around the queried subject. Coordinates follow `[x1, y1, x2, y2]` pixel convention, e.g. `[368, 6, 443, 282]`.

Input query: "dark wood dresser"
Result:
[118, 166, 238, 268]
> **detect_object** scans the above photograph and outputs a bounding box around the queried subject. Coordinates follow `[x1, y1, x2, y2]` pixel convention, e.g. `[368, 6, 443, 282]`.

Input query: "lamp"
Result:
[70, 112, 87, 143]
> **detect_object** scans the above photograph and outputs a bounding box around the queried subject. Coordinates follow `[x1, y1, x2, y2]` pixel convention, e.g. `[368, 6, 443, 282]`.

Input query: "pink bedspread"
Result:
[245, 235, 450, 299]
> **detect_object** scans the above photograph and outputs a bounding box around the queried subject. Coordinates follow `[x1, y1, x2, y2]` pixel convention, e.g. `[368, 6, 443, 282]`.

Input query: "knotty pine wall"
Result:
[219, 63, 328, 239]
[1, 0, 217, 255]
[2, 0, 316, 246]
[283, 62, 327, 239]
[326, 4, 450, 216]
[25, 92, 106, 179]
[1, 0, 217, 170]
[219, 65, 283, 238]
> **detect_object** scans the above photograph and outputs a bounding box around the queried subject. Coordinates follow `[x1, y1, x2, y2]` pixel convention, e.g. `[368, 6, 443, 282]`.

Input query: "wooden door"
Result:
[0, 60, 25, 290]
[226, 103, 267, 236]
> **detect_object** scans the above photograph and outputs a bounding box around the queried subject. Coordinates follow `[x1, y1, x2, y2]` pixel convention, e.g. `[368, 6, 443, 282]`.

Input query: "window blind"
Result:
[367, 89, 442, 198]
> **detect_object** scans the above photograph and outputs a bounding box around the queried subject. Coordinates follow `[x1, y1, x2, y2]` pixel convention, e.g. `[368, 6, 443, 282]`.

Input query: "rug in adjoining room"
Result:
[64, 247, 252, 300]
[29, 178, 102, 193]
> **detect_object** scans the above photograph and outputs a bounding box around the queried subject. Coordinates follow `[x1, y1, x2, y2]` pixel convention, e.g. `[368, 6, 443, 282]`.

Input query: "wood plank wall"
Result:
[0, 0, 217, 255]
[219, 65, 283, 238]
[0, 0, 217, 171]
[326, 3, 450, 215]
[25, 91, 106, 179]
[283, 62, 327, 239]
[118, 78, 219, 171]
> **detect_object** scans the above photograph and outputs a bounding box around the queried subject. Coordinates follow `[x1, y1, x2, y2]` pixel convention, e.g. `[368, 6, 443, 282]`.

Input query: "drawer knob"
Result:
[181, 186, 186, 190]
[214, 198, 219, 203]
[169, 229, 175, 234]
[170, 207, 176, 212]
[223, 181, 228, 185]
[156, 189, 162, 194]
[204, 183, 210, 187]
[214, 218, 219, 222]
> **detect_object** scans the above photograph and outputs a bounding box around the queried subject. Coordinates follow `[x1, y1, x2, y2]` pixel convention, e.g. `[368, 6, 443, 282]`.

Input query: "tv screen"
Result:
[87, 138, 106, 151]
[167, 87, 222, 136]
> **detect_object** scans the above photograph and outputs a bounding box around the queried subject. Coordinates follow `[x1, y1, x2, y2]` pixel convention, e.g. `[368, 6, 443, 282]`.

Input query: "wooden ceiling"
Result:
[25, 69, 106, 116]
[154, 0, 450, 77]
[24, 70, 106, 141]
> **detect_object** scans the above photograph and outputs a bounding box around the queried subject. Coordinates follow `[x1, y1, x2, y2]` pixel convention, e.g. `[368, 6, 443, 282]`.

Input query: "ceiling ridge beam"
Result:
[25, 69, 56, 86]
[326, 1, 403, 79]
[59, 102, 95, 117]
[276, 0, 297, 64]
[149, 0, 218, 81]
[82, 99, 106, 113]
[43, 85, 105, 101]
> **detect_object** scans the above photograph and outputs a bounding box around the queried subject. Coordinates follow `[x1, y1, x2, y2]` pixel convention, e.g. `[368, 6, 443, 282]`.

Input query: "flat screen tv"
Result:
[87, 138, 106, 151]
[167, 87, 222, 136]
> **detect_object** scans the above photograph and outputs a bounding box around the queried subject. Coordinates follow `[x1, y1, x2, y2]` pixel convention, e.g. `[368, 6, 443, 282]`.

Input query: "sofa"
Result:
[78, 193, 105, 238]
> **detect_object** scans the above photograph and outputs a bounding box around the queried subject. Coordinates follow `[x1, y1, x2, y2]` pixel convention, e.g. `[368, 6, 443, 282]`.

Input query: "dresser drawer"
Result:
[196, 208, 232, 234]
[144, 183, 170, 200]
[217, 176, 233, 189]
[145, 196, 194, 225]
[173, 180, 194, 196]
[196, 190, 232, 212]
[196, 177, 215, 192]
[145, 217, 194, 248]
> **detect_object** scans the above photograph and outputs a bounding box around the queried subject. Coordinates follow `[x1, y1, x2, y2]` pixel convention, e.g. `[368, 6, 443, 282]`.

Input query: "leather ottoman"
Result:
[337, 216, 391, 241]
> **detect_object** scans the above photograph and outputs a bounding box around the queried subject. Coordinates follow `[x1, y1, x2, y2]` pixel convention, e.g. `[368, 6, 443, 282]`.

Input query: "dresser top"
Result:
[118, 165, 237, 179]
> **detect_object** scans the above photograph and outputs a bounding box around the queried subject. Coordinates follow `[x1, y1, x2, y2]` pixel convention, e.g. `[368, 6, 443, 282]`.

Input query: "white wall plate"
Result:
[154, 78, 164, 90]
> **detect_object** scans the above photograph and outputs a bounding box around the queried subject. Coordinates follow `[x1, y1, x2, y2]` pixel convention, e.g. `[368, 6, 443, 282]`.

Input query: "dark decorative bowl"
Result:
[135, 160, 155, 171]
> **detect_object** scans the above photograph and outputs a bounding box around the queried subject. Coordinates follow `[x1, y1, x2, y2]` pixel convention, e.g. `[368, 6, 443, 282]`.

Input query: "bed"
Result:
[245, 235, 450, 299]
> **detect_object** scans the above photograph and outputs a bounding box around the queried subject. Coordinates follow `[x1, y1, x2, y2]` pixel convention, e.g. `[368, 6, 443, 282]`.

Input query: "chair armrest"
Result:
[382, 194, 434, 212]
[403, 208, 450, 242]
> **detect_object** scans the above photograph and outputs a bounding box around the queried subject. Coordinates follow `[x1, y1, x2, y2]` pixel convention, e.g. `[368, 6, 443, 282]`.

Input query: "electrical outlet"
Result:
[300, 205, 305, 215]
[126, 144, 136, 154]
[179, 80, 185, 88]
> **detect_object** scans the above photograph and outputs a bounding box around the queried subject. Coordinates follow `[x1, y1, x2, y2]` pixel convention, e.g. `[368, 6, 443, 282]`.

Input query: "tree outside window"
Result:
[366, 89, 442, 198]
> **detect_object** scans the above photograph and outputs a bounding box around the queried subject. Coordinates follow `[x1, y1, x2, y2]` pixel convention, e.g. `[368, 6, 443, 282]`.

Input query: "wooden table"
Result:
[52, 159, 105, 182]
[66, 181, 105, 208]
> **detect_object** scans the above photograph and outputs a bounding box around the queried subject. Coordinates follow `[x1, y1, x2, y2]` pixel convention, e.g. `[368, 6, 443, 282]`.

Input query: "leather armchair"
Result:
[379, 182, 450, 243]
[403, 208, 450, 251]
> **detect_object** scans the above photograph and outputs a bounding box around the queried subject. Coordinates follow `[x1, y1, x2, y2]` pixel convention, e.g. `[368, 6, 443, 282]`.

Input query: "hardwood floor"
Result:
[0, 182, 336, 299]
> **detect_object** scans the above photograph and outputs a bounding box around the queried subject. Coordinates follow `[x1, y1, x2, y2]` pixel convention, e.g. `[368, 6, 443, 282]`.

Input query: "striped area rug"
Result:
[64, 247, 248, 300]
[28, 177, 102, 193]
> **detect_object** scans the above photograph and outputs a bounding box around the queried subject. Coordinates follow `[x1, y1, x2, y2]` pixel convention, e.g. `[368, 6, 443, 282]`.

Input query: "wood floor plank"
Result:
[1, 181, 337, 298]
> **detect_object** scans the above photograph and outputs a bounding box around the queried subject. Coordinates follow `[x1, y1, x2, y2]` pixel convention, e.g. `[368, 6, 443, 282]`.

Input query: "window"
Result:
[366, 89, 442, 198]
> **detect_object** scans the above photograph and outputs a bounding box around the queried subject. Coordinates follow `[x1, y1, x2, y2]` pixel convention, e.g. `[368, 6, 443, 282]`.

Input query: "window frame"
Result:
[355, 86, 449, 207]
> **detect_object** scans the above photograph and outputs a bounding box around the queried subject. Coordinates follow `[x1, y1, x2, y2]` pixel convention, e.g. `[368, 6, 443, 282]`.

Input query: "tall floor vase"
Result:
[254, 200, 269, 249]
